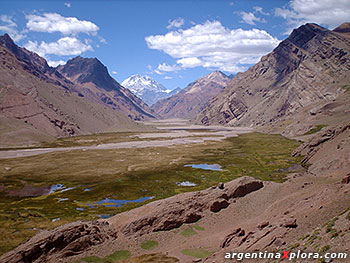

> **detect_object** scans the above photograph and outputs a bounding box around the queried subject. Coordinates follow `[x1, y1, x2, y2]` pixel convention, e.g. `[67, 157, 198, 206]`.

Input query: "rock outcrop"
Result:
[293, 122, 350, 175]
[0, 221, 117, 263]
[113, 176, 263, 236]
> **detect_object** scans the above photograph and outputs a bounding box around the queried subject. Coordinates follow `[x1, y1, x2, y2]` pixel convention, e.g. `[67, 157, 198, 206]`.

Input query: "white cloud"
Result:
[167, 17, 185, 29]
[99, 36, 107, 44]
[240, 11, 266, 25]
[253, 6, 269, 16]
[275, 0, 350, 33]
[154, 69, 163, 75]
[177, 57, 202, 68]
[47, 59, 66, 67]
[145, 20, 280, 73]
[164, 76, 172, 79]
[0, 15, 26, 41]
[64, 2, 71, 8]
[154, 63, 180, 75]
[112, 71, 118, 75]
[26, 13, 99, 35]
[24, 37, 93, 57]
[157, 63, 180, 72]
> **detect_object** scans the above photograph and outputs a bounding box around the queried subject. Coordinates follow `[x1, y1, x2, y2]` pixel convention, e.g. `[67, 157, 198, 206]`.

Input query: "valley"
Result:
[0, 119, 303, 257]
[0, 4, 349, 261]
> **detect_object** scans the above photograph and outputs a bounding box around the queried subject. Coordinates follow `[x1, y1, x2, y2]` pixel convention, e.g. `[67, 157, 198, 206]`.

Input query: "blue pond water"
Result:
[184, 163, 222, 171]
[95, 196, 154, 208]
[49, 184, 76, 194]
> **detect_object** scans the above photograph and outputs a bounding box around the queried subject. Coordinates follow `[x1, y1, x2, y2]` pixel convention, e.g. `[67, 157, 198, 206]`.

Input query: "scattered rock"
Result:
[210, 199, 229, 212]
[221, 228, 245, 248]
[218, 182, 224, 189]
[341, 175, 350, 184]
[257, 221, 269, 230]
[237, 229, 245, 237]
[280, 217, 298, 228]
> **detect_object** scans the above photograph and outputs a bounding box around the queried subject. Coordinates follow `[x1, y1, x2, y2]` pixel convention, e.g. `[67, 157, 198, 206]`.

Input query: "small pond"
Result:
[91, 196, 154, 208]
[184, 163, 222, 171]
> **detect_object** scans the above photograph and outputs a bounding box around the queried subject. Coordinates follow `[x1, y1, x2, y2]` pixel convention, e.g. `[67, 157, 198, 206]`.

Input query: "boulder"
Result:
[119, 177, 263, 236]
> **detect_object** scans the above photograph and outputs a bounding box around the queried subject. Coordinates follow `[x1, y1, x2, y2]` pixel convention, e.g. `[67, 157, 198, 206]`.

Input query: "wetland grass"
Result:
[0, 132, 302, 255]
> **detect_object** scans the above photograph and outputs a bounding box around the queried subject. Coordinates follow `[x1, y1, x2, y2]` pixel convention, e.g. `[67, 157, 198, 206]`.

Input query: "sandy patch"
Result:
[0, 120, 252, 159]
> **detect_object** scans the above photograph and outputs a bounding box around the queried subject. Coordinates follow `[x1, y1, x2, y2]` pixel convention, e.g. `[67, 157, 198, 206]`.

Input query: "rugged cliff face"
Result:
[0, 34, 146, 146]
[196, 23, 350, 129]
[152, 71, 231, 119]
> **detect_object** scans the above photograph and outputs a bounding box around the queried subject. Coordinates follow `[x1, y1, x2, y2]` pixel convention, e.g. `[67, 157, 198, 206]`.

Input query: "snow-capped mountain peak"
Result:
[121, 74, 180, 106]
[122, 74, 166, 93]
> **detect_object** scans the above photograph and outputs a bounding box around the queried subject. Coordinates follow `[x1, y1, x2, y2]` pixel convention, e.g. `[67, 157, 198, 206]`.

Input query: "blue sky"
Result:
[1, 0, 349, 90]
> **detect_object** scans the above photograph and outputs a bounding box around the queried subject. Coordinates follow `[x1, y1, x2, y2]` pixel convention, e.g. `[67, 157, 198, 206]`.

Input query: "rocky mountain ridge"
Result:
[196, 23, 350, 133]
[152, 71, 231, 119]
[0, 34, 151, 146]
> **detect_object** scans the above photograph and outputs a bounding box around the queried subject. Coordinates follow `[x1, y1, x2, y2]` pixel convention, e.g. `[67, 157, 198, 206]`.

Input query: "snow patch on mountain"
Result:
[121, 75, 180, 106]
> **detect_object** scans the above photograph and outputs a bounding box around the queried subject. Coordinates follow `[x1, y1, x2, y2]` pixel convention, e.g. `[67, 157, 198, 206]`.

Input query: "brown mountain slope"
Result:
[0, 35, 144, 147]
[151, 71, 231, 119]
[196, 23, 350, 130]
[57, 57, 157, 121]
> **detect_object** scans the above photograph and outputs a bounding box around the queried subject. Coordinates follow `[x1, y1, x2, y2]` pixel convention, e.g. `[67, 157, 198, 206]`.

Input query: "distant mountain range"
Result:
[0, 34, 156, 146]
[152, 71, 231, 119]
[1, 22, 349, 145]
[121, 74, 180, 106]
